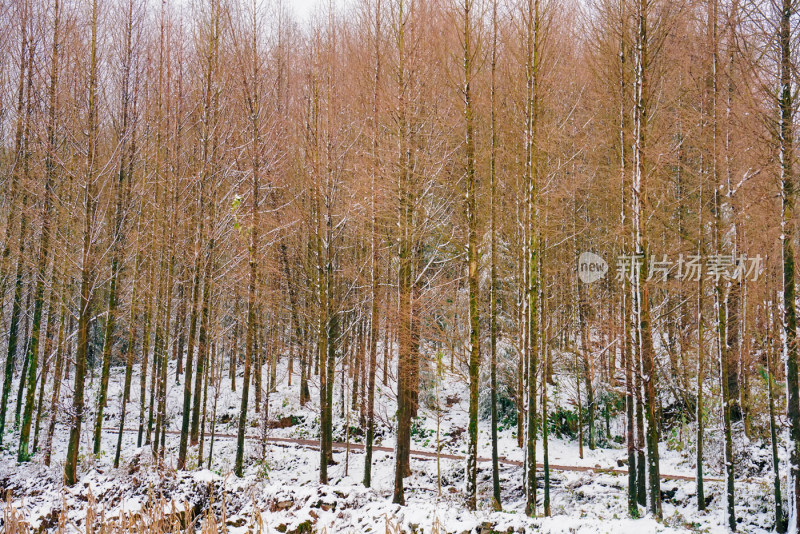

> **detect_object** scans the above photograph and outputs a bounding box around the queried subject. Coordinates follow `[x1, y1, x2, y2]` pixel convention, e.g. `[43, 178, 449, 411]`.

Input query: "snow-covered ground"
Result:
[0, 351, 782, 533]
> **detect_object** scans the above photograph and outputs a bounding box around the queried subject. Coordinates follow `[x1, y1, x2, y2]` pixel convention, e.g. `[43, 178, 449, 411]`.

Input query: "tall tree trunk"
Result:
[523, 0, 540, 518]
[137, 263, 154, 447]
[393, 0, 413, 504]
[618, 0, 637, 512]
[632, 0, 660, 515]
[625, 276, 638, 514]
[33, 270, 59, 454]
[192, 237, 215, 445]
[19, 0, 54, 460]
[709, 0, 735, 525]
[696, 245, 706, 511]
[192, 0, 220, 447]
[93, 0, 136, 454]
[0, 5, 30, 445]
[207, 338, 220, 468]
[236, 3, 261, 474]
[15, 290, 33, 428]
[115, 228, 141, 468]
[198, 333, 211, 465]
[578, 278, 595, 451]
[779, 0, 799, 527]
[0, 2, 28, 442]
[769, 296, 786, 532]
[178, 218, 203, 468]
[65, 0, 99, 485]
[364, 0, 382, 489]
[174, 267, 188, 379]
[43, 302, 66, 467]
[154, 193, 176, 459]
[255, 318, 263, 411]
[461, 0, 481, 512]
[489, 0, 501, 511]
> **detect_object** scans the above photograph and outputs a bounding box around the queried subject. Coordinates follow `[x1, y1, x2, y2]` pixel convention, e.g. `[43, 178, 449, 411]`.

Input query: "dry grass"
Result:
[1, 492, 435, 533]
[1, 488, 263, 534]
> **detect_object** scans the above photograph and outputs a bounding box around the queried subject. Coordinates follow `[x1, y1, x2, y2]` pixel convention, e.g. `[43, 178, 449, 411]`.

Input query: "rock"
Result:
[289, 519, 313, 534]
[478, 521, 496, 534]
[220, 413, 234, 424]
[127, 451, 142, 475]
[660, 485, 678, 503]
[273, 500, 294, 511]
[566, 475, 592, 490]
[269, 416, 299, 429]
[226, 517, 246, 528]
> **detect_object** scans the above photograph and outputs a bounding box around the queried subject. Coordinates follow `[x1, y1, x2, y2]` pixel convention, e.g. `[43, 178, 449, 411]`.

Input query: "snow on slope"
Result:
[0, 349, 781, 533]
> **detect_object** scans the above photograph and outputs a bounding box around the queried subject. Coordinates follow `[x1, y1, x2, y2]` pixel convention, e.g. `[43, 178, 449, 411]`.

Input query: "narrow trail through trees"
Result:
[103, 427, 720, 482]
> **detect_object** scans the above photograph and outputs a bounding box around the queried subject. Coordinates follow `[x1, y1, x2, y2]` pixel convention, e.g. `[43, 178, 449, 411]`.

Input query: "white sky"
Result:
[288, 0, 315, 21]
[287, 0, 349, 23]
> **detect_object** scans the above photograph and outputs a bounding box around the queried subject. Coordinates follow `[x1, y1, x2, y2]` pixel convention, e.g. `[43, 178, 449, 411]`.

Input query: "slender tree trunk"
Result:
[137, 264, 154, 447]
[696, 249, 705, 511]
[255, 319, 263, 411]
[193, 238, 215, 445]
[708, 0, 735, 524]
[363, 0, 382, 489]
[778, 0, 800, 528]
[154, 205, 176, 459]
[207, 339, 220, 469]
[43, 302, 66, 467]
[192, 0, 220, 449]
[178, 224, 203, 468]
[174, 270, 188, 379]
[523, 0, 540, 518]
[769, 298, 786, 532]
[633, 282, 646, 506]
[461, 0, 481, 512]
[490, 0, 501, 511]
[236, 5, 261, 473]
[33, 274, 59, 454]
[578, 278, 595, 451]
[542, 332, 550, 516]
[625, 277, 638, 514]
[65, 0, 99, 486]
[146, 251, 162, 448]
[0, 7, 30, 444]
[115, 232, 141, 468]
[618, 0, 637, 512]
[393, 1, 413, 503]
[198, 336, 210, 466]
[0, 0, 29, 443]
[15, 290, 33, 428]
[19, 0, 57, 459]
[93, 0, 136, 453]
[632, 0, 659, 514]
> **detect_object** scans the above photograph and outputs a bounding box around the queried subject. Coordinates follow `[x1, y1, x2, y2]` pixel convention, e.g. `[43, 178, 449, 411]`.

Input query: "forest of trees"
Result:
[0, 0, 797, 530]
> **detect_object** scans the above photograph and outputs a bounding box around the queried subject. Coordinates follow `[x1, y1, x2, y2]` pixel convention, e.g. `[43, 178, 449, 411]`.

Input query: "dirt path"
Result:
[108, 427, 720, 482]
